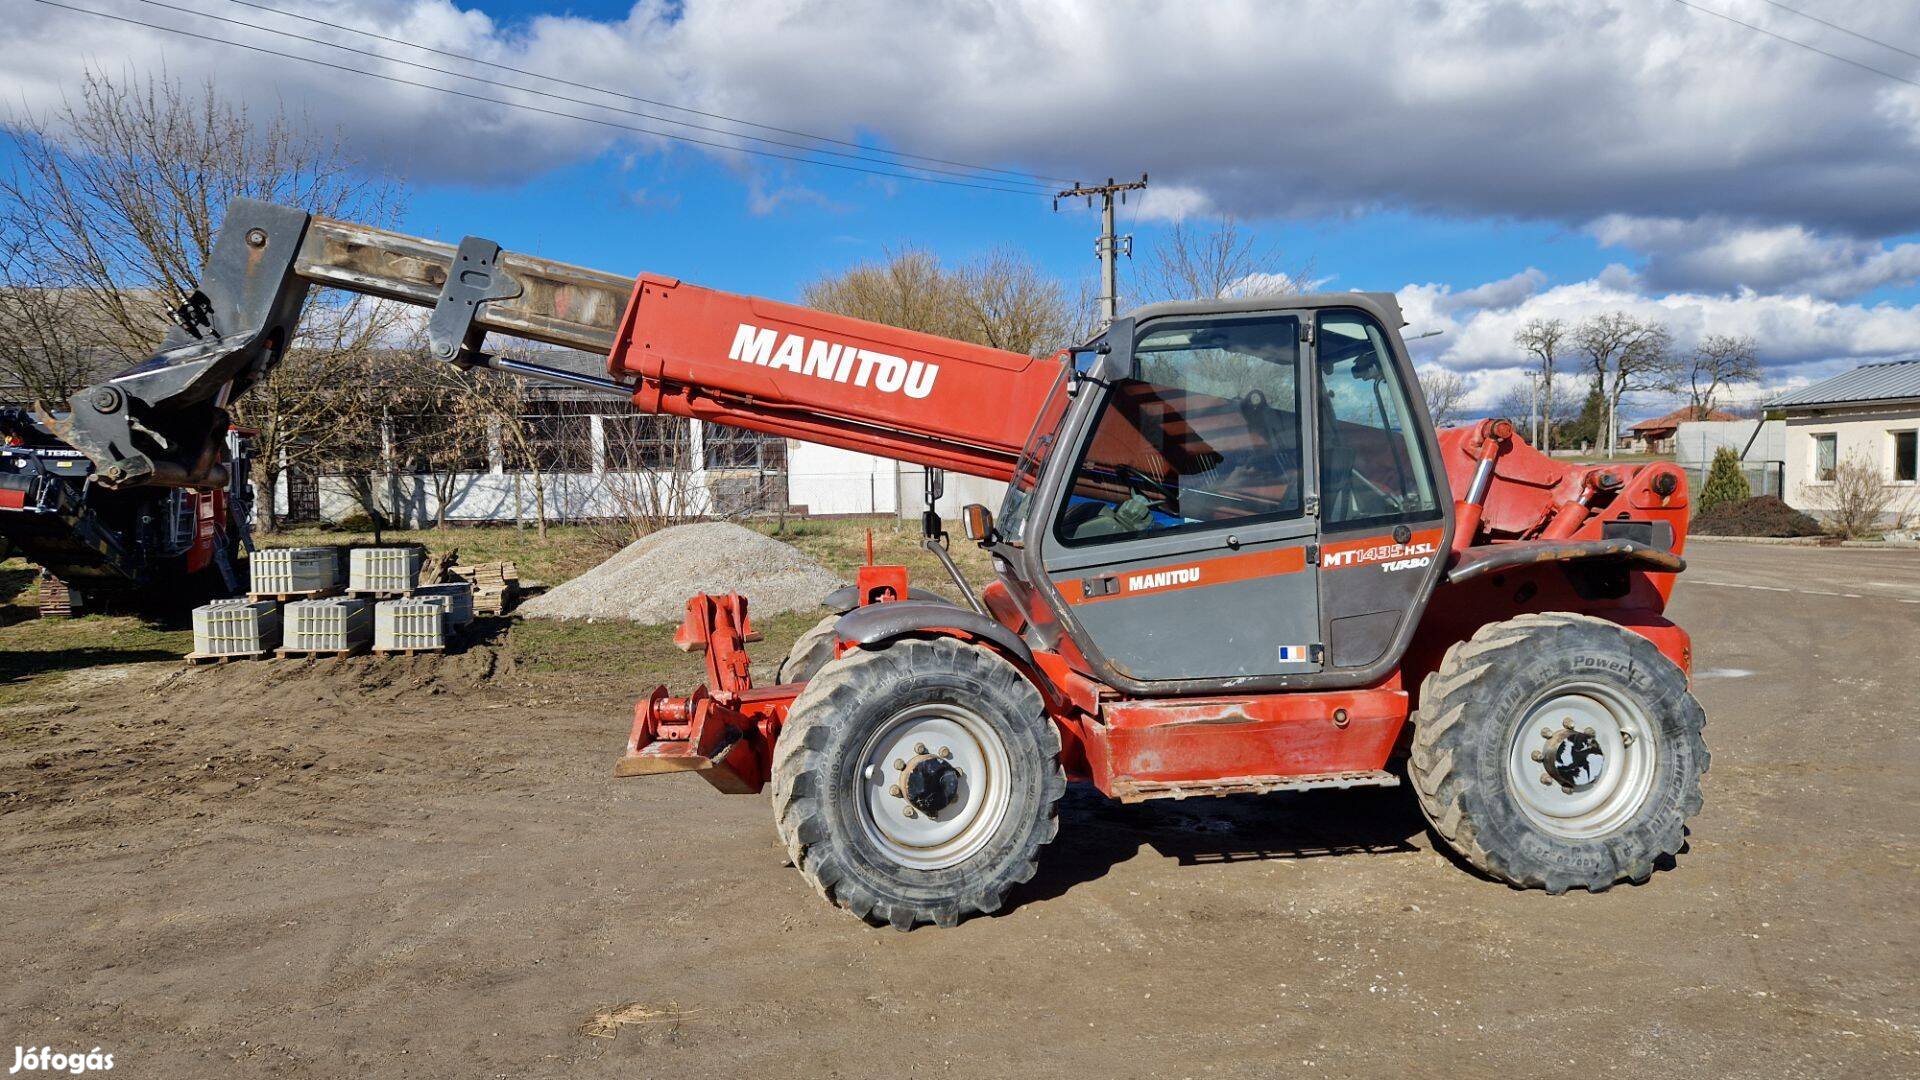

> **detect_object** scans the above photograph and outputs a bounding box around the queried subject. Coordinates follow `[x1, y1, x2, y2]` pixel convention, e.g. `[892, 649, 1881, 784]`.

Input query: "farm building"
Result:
[1767, 359, 1920, 525]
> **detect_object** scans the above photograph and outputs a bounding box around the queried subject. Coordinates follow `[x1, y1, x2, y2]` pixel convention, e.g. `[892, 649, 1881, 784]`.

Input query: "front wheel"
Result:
[770, 638, 1064, 929]
[1408, 612, 1708, 893]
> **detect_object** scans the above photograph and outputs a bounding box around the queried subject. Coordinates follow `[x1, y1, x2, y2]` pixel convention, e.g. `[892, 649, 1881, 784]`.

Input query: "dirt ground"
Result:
[2, 540, 1916, 1079]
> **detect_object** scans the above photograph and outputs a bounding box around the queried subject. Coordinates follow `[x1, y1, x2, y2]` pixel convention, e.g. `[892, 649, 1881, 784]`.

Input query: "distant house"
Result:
[1766, 359, 1920, 525]
[1627, 406, 1739, 454]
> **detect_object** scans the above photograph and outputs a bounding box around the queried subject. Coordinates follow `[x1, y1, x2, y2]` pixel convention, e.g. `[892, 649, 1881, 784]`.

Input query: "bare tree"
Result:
[803, 246, 1074, 356]
[1513, 318, 1567, 450]
[1135, 216, 1315, 304]
[586, 411, 709, 550]
[1573, 312, 1678, 456]
[0, 69, 407, 530]
[1687, 334, 1759, 418]
[1417, 368, 1470, 428]
[1809, 454, 1896, 539]
[950, 247, 1073, 355]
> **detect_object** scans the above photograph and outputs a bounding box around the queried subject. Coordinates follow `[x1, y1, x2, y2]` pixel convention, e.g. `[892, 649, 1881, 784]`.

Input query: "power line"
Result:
[1759, 0, 1920, 64]
[120, 0, 1055, 192]
[1670, 0, 1920, 91]
[219, 0, 1075, 188]
[27, 0, 1050, 196]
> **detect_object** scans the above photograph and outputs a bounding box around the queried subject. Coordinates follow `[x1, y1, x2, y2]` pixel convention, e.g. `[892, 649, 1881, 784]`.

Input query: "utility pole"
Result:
[1056, 175, 1148, 326]
[1523, 372, 1541, 446]
[1541, 354, 1555, 453]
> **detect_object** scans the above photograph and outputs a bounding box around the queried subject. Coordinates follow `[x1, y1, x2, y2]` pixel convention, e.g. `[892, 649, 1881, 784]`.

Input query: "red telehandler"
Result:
[50, 200, 1706, 928]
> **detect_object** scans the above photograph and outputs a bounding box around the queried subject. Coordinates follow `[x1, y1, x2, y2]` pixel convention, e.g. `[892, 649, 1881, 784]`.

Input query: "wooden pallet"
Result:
[450, 561, 521, 616]
[274, 643, 370, 659]
[249, 587, 344, 603]
[36, 575, 80, 618]
[346, 589, 415, 600]
[373, 644, 446, 657]
[185, 649, 271, 665]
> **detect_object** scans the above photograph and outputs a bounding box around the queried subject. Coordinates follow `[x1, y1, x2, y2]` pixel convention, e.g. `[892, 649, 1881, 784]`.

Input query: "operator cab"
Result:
[980, 294, 1452, 696]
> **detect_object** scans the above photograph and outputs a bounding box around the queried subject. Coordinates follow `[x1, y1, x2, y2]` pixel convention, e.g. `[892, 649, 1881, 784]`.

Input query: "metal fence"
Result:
[1679, 459, 1785, 498]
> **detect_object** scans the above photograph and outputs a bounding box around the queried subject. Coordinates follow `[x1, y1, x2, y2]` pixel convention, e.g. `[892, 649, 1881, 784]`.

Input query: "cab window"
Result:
[1055, 316, 1302, 545]
[1316, 311, 1439, 529]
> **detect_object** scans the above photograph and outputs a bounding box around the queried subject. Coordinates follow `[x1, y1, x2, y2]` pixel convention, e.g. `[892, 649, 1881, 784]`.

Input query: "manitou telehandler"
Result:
[47, 199, 1706, 928]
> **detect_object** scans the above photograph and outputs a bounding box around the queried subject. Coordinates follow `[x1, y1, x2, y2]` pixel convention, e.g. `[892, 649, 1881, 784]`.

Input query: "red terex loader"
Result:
[55, 200, 1707, 928]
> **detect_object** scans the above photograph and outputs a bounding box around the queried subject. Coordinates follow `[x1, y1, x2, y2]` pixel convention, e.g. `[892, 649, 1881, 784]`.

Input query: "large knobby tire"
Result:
[770, 638, 1065, 929]
[773, 613, 841, 685]
[1408, 612, 1708, 894]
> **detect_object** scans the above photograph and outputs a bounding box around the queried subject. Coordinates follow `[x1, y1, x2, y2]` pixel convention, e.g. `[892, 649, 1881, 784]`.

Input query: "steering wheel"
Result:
[1113, 463, 1176, 506]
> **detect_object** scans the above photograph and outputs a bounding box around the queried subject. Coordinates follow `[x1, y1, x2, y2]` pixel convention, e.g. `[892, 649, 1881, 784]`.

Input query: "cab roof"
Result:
[1122, 291, 1407, 330]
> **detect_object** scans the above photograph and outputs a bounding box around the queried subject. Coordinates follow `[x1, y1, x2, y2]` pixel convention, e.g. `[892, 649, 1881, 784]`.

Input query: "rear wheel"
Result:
[770, 638, 1064, 929]
[1408, 612, 1708, 893]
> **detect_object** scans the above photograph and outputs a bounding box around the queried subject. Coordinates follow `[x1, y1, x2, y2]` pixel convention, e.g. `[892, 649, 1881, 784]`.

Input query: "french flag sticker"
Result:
[1278, 645, 1308, 663]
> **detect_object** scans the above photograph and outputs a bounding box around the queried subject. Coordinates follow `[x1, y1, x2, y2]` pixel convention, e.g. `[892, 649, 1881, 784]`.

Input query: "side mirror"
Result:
[962, 503, 996, 544]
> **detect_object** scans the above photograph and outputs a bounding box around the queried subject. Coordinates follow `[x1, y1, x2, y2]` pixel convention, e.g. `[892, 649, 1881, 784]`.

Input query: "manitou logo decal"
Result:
[1126, 566, 1201, 593]
[728, 324, 939, 399]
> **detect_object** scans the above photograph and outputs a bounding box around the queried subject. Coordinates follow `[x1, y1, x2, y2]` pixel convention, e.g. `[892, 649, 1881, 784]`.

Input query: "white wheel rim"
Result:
[855, 702, 1011, 870]
[1505, 682, 1658, 840]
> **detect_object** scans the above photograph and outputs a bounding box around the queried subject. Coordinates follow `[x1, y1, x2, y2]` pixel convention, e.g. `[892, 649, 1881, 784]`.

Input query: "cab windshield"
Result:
[995, 366, 1073, 544]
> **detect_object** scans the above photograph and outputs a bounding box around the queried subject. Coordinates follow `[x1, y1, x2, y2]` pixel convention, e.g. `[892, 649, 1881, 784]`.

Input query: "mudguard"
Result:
[1443, 538, 1685, 585]
[833, 600, 1036, 669]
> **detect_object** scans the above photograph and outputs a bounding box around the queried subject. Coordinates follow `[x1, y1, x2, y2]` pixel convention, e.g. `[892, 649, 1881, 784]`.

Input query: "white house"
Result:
[1766, 359, 1920, 525]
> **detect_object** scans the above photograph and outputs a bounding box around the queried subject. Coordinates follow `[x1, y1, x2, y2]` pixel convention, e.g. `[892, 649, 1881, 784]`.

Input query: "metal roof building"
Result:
[1766, 359, 1920, 411]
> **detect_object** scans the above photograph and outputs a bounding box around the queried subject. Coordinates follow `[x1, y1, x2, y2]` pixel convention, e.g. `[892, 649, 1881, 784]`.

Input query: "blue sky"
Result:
[17, 0, 1920, 416]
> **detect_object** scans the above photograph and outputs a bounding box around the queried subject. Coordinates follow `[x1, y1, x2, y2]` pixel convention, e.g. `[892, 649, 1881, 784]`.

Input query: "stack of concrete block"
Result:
[412, 582, 475, 628]
[280, 597, 372, 654]
[348, 546, 426, 596]
[250, 546, 342, 598]
[373, 598, 448, 654]
[189, 598, 282, 661]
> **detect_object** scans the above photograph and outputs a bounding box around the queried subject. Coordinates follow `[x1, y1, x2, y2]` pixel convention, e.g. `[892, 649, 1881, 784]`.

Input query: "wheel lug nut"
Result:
[938, 746, 952, 759]
[1560, 785, 1574, 795]
[1530, 749, 1544, 763]
[914, 743, 928, 755]
[1562, 718, 1575, 730]
[1540, 774, 1554, 786]
[1583, 727, 1596, 738]
[902, 806, 918, 818]
[1539, 727, 1553, 739]
[893, 758, 905, 770]
[888, 784, 902, 798]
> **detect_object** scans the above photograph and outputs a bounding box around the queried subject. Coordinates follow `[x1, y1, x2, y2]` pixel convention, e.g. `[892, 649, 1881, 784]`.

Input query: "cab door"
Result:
[1030, 311, 1323, 688]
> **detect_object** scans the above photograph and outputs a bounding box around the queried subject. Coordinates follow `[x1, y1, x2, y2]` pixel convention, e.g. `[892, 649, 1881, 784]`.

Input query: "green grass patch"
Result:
[0, 556, 188, 705]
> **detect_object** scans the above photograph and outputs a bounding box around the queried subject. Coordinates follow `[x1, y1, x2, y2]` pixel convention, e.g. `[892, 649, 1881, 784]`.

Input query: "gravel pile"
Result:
[518, 522, 844, 624]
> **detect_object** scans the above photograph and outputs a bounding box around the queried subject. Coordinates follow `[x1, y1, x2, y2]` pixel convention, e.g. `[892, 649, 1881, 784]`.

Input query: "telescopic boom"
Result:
[49, 199, 1064, 490]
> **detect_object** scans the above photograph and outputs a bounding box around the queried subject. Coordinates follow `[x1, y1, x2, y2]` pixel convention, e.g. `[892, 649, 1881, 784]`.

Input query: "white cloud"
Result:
[1397, 267, 1920, 414]
[1132, 185, 1211, 223]
[13, 0, 1920, 239]
[1591, 214, 1920, 300]
[1443, 268, 1547, 312]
